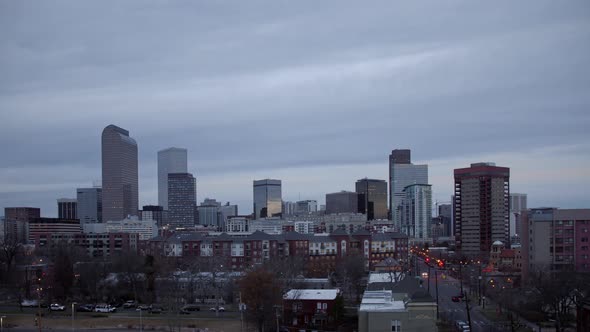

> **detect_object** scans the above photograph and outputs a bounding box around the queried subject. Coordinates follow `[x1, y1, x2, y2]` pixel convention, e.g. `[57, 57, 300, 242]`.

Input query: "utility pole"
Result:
[459, 263, 464, 295]
[435, 269, 439, 319]
[463, 263, 472, 331]
[428, 266, 431, 292]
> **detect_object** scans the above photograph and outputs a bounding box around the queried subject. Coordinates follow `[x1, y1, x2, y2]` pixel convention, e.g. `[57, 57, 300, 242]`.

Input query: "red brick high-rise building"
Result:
[454, 163, 510, 258]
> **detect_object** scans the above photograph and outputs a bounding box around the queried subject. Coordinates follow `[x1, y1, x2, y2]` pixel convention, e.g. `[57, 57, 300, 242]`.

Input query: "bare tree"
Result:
[0, 235, 21, 281]
[239, 267, 282, 332]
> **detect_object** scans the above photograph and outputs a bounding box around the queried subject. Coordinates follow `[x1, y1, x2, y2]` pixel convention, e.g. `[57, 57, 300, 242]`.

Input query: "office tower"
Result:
[401, 184, 432, 240]
[282, 201, 297, 216]
[521, 208, 590, 279]
[141, 205, 167, 227]
[389, 149, 428, 226]
[253, 179, 282, 219]
[197, 198, 222, 227]
[4, 207, 41, 242]
[356, 178, 388, 220]
[437, 203, 452, 237]
[4, 207, 41, 222]
[157, 147, 188, 210]
[101, 125, 139, 222]
[510, 193, 528, 237]
[57, 198, 77, 220]
[326, 191, 358, 214]
[296, 200, 318, 214]
[454, 162, 510, 257]
[77, 187, 103, 224]
[218, 202, 238, 228]
[167, 173, 196, 228]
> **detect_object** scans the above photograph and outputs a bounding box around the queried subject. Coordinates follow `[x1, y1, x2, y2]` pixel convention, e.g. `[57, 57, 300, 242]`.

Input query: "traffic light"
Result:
[425, 257, 430, 263]
[438, 261, 444, 268]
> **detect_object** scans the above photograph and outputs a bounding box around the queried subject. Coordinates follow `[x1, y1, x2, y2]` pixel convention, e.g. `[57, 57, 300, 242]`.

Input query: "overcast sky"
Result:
[1, 1, 589, 217]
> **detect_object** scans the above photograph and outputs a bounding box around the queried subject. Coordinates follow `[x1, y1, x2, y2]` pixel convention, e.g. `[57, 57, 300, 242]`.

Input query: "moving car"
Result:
[209, 306, 225, 312]
[50, 303, 66, 311]
[451, 296, 461, 302]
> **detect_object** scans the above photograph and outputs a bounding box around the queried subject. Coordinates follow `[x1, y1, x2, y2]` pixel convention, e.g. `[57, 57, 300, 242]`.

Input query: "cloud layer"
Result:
[1, 1, 589, 216]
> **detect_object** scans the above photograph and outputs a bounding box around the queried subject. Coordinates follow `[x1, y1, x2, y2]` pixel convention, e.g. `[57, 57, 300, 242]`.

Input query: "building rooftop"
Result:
[283, 289, 340, 301]
[359, 290, 406, 312]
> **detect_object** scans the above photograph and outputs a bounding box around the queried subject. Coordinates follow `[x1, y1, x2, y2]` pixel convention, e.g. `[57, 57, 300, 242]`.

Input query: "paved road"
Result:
[416, 258, 498, 332]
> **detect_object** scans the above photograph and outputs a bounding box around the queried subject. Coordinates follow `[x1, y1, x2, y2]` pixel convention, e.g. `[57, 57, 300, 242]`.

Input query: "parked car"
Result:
[209, 306, 225, 312]
[77, 304, 94, 312]
[21, 299, 39, 307]
[123, 300, 137, 309]
[50, 303, 66, 311]
[179, 309, 191, 315]
[148, 304, 164, 314]
[94, 304, 116, 313]
[137, 304, 150, 311]
[181, 304, 200, 312]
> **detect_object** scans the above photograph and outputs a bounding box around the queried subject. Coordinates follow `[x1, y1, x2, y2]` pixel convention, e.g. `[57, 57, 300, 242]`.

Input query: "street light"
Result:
[71, 302, 77, 332]
[138, 308, 143, 332]
[1, 315, 6, 332]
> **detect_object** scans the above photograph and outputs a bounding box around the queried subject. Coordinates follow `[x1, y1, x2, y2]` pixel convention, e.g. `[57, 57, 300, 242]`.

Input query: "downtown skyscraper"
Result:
[101, 125, 139, 222]
[389, 149, 428, 228]
[356, 178, 388, 220]
[253, 179, 282, 219]
[168, 173, 196, 228]
[454, 162, 510, 257]
[158, 147, 188, 210]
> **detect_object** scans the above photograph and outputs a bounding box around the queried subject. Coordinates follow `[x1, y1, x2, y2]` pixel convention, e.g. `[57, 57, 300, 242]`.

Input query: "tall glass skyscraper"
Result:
[253, 179, 282, 219]
[355, 178, 388, 220]
[389, 149, 428, 227]
[158, 147, 188, 210]
[401, 184, 432, 240]
[76, 187, 102, 224]
[101, 125, 139, 222]
[168, 173, 196, 228]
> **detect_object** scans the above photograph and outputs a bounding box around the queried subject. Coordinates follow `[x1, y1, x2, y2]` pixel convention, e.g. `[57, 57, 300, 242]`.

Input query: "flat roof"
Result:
[284, 289, 340, 300]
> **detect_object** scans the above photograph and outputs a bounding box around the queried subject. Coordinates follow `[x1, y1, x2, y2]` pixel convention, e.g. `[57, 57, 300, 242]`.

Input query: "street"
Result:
[417, 258, 495, 332]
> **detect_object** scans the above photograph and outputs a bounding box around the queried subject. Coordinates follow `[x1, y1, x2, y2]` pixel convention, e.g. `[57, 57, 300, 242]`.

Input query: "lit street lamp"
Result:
[1, 315, 6, 332]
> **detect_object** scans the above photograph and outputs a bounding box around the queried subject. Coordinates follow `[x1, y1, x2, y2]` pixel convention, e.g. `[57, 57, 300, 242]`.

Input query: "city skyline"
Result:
[1, 1, 589, 216]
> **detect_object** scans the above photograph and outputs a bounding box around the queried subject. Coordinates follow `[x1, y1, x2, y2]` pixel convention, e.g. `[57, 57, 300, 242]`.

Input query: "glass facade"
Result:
[355, 178, 388, 220]
[253, 179, 282, 219]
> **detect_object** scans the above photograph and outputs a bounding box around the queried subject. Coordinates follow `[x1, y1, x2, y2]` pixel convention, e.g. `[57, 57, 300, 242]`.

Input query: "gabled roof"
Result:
[352, 228, 371, 237]
[244, 230, 274, 241]
[330, 228, 348, 236]
[213, 233, 234, 241]
[283, 231, 309, 241]
[375, 258, 400, 267]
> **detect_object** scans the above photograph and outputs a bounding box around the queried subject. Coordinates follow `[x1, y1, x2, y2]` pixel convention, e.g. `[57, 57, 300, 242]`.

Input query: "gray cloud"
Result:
[1, 1, 589, 216]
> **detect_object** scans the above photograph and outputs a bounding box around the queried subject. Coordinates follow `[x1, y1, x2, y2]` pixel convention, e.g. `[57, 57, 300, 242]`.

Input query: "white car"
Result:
[50, 303, 66, 311]
[94, 304, 116, 313]
[209, 306, 225, 312]
[21, 299, 39, 307]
